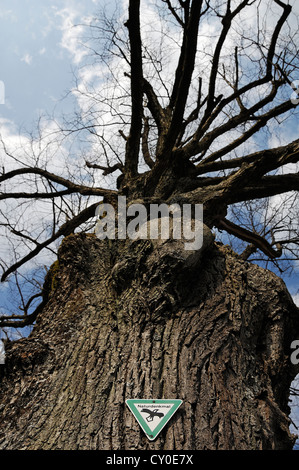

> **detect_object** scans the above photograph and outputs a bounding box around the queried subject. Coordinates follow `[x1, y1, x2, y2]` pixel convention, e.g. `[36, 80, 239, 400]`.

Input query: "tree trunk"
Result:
[0, 228, 298, 450]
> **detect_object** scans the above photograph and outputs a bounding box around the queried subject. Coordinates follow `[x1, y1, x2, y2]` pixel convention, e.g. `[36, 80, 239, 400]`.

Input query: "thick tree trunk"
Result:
[0, 228, 298, 450]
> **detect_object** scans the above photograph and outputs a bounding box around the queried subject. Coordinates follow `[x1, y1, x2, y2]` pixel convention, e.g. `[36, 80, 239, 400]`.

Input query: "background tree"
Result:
[0, 0, 299, 450]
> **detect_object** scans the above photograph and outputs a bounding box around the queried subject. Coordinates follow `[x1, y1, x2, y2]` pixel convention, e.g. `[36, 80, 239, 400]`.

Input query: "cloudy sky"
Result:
[0, 0, 119, 332]
[0, 0, 104, 127]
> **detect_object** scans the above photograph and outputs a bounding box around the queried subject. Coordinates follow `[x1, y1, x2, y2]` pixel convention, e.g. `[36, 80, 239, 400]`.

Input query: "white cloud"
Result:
[293, 294, 299, 307]
[0, 9, 17, 23]
[21, 53, 33, 65]
[56, 7, 89, 65]
[0, 114, 88, 281]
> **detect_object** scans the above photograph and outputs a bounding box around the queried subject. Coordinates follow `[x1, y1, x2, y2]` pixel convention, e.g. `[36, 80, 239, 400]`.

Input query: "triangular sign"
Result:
[126, 399, 182, 441]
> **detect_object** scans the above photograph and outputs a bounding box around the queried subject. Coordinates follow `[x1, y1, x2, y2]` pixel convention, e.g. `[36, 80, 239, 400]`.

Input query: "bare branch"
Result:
[0, 297, 44, 328]
[142, 117, 155, 169]
[162, 0, 185, 26]
[143, 78, 165, 133]
[1, 202, 100, 282]
[124, 0, 143, 177]
[203, 1, 253, 119]
[0, 167, 118, 199]
[186, 1, 292, 151]
[163, 0, 204, 156]
[231, 173, 299, 203]
[184, 87, 296, 163]
[217, 217, 282, 259]
[266, 0, 292, 78]
[85, 161, 124, 176]
[196, 138, 299, 176]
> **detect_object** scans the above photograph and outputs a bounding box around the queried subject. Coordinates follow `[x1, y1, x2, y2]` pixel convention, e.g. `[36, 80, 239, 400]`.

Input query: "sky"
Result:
[0, 0, 123, 340]
[0, 0, 108, 333]
[0, 0, 104, 127]
[0, 0, 299, 443]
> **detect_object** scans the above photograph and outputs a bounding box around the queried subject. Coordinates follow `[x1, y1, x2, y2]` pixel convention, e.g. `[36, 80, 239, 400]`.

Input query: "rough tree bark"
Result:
[0, 226, 298, 450]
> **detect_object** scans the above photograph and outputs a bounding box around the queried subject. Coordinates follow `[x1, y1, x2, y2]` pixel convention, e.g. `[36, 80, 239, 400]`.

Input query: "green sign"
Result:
[126, 399, 183, 441]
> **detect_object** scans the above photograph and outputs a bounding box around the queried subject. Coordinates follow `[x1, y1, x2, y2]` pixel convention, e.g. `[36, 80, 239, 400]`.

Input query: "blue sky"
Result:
[0, 0, 115, 331]
[0, 0, 105, 128]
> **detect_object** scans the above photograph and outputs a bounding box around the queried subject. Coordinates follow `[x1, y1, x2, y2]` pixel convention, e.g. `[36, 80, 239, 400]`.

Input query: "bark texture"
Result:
[0, 228, 298, 450]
